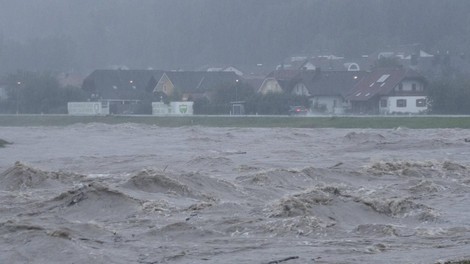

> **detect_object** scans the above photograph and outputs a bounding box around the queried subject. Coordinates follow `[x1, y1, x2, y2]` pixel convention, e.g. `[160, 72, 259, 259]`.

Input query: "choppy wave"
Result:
[0, 161, 84, 191]
[1, 159, 468, 263]
[1, 126, 470, 263]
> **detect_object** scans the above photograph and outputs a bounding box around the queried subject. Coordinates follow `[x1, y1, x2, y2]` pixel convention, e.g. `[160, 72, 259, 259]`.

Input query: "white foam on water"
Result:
[1, 125, 470, 263]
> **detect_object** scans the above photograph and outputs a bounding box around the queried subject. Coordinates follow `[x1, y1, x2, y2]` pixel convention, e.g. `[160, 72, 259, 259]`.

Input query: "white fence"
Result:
[67, 102, 110, 116]
[152, 102, 194, 115]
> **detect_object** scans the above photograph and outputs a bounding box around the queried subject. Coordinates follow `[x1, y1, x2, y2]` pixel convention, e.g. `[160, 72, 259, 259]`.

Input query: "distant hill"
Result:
[1, 0, 469, 74]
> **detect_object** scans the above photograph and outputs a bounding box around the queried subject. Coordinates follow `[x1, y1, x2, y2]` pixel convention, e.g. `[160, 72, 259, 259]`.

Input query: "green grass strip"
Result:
[0, 115, 470, 128]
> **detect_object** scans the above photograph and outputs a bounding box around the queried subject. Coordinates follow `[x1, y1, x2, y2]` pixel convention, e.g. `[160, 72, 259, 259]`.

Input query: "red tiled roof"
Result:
[346, 68, 422, 101]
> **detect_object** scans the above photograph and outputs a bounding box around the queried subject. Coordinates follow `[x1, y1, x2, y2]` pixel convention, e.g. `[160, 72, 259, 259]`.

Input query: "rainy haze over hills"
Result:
[1, 0, 470, 74]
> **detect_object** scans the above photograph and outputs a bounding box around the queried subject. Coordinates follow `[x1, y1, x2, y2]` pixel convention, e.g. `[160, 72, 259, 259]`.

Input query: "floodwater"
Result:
[1, 124, 470, 263]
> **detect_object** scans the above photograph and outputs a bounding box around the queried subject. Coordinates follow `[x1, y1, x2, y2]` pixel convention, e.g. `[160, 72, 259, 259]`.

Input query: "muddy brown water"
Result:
[1, 124, 470, 263]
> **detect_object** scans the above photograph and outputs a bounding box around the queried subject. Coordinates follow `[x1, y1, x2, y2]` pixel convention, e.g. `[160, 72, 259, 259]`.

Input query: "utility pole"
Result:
[235, 79, 239, 101]
[16, 81, 21, 115]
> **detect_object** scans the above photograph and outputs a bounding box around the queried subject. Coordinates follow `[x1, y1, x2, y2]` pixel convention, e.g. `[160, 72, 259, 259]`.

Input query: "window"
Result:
[412, 83, 417, 91]
[380, 99, 387, 107]
[416, 98, 426, 107]
[398, 83, 403, 91]
[396, 99, 407, 108]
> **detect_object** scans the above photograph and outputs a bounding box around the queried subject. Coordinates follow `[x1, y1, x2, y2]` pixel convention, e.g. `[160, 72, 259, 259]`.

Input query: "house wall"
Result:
[351, 99, 379, 114]
[292, 83, 310, 96]
[303, 62, 316, 70]
[155, 74, 175, 96]
[258, 78, 283, 94]
[310, 96, 348, 114]
[379, 96, 428, 114]
[394, 80, 424, 92]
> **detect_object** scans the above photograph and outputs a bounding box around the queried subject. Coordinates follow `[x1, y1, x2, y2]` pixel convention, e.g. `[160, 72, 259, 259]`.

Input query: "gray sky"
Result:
[0, 0, 469, 74]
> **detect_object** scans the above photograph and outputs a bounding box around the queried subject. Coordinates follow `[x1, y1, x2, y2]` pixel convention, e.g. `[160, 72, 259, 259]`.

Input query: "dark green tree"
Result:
[1, 71, 86, 114]
[194, 81, 255, 115]
[428, 76, 470, 114]
[246, 93, 310, 115]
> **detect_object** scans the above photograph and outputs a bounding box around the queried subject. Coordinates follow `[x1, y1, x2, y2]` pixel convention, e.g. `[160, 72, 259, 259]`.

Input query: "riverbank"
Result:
[1, 114, 470, 128]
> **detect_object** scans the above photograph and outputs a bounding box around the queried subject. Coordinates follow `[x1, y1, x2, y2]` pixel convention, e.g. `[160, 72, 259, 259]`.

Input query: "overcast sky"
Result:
[1, 0, 469, 74]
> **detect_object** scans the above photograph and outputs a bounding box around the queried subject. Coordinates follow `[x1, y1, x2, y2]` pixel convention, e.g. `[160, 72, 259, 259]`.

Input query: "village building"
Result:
[152, 71, 239, 101]
[257, 69, 300, 94]
[81, 69, 163, 114]
[347, 67, 428, 114]
[291, 70, 366, 114]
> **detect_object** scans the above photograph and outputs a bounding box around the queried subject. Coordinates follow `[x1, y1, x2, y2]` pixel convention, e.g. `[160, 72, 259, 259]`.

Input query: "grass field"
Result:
[0, 114, 470, 128]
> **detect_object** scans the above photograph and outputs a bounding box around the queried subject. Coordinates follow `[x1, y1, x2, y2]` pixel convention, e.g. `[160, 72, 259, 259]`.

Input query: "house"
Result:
[257, 69, 301, 94]
[279, 54, 367, 72]
[152, 71, 240, 101]
[256, 68, 366, 114]
[204, 65, 244, 76]
[81, 69, 164, 114]
[365, 44, 470, 81]
[56, 72, 85, 88]
[291, 70, 366, 114]
[347, 67, 428, 114]
[243, 75, 265, 93]
[276, 56, 316, 71]
[239, 63, 277, 77]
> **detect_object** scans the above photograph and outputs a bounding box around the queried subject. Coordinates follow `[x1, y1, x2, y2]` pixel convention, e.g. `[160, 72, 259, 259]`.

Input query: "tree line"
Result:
[0, 72, 86, 114]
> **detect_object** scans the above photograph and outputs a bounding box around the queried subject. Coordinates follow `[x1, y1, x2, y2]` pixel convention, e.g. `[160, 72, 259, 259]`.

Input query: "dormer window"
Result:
[377, 74, 390, 83]
[412, 83, 417, 91]
[398, 83, 403, 91]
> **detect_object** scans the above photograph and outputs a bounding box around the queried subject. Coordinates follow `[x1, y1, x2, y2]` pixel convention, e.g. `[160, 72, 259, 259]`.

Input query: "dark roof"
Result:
[237, 63, 278, 77]
[243, 76, 265, 92]
[262, 69, 303, 91]
[82, 69, 164, 100]
[163, 71, 239, 92]
[296, 70, 366, 97]
[266, 69, 301, 80]
[346, 68, 424, 101]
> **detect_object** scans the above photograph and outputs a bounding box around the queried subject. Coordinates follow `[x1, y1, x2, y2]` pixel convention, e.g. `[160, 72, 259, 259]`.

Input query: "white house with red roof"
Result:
[347, 67, 428, 114]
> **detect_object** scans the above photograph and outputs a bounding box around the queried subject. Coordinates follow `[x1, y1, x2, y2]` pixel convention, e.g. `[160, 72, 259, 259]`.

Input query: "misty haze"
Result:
[1, 1, 470, 264]
[1, 1, 470, 72]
